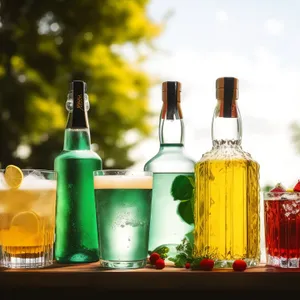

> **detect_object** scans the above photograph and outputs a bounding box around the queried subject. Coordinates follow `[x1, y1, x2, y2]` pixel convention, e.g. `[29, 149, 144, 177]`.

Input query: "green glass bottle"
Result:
[54, 80, 102, 263]
[144, 81, 195, 254]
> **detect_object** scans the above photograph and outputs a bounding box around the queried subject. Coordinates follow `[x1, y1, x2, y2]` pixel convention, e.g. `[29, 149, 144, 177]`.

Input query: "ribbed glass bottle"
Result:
[193, 77, 260, 268]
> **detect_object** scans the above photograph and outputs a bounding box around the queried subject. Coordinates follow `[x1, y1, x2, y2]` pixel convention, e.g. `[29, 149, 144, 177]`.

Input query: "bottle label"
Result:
[76, 94, 84, 111]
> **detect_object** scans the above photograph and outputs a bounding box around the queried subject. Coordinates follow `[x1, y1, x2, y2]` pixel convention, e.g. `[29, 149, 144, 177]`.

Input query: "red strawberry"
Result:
[155, 258, 165, 269]
[270, 183, 285, 193]
[199, 258, 214, 271]
[185, 262, 191, 269]
[149, 252, 160, 265]
[293, 180, 300, 192]
[232, 259, 247, 271]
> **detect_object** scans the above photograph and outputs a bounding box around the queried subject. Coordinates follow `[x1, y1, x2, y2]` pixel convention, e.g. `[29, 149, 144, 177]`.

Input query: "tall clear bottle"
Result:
[193, 77, 260, 267]
[144, 81, 195, 253]
[54, 80, 102, 263]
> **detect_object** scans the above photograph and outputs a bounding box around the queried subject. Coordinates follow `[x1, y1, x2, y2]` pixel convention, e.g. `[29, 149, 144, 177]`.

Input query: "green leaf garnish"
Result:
[171, 175, 194, 201]
[177, 201, 194, 224]
[168, 238, 218, 269]
[148, 245, 170, 259]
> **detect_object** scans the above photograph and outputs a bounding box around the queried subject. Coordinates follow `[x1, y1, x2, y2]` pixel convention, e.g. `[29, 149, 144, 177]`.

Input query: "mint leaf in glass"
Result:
[177, 201, 194, 224]
[171, 175, 194, 201]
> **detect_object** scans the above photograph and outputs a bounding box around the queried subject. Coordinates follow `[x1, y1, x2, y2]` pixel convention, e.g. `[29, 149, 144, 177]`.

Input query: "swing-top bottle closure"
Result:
[66, 81, 90, 112]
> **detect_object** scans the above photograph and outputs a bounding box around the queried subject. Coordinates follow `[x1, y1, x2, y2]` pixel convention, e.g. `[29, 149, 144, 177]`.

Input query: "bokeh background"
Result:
[1, 0, 300, 191]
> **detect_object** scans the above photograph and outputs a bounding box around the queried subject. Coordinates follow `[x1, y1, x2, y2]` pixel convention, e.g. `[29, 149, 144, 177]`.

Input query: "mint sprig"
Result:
[168, 238, 218, 269]
[168, 238, 193, 267]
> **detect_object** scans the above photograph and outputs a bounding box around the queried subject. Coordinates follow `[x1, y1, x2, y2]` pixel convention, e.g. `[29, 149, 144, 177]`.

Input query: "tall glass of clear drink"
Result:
[94, 170, 153, 269]
[0, 167, 57, 268]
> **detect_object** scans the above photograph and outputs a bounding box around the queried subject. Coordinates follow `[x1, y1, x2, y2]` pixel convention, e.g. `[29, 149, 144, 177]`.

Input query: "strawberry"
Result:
[149, 252, 160, 265]
[199, 258, 214, 271]
[270, 183, 285, 193]
[293, 180, 300, 192]
[232, 259, 247, 271]
[185, 262, 191, 269]
[155, 258, 165, 269]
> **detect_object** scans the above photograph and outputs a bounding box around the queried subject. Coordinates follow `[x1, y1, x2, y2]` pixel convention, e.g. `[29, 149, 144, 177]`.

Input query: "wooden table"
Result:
[1, 262, 299, 298]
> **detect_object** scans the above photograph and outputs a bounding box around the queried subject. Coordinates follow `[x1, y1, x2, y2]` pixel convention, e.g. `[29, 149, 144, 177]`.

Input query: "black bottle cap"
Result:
[70, 80, 87, 93]
[70, 80, 88, 128]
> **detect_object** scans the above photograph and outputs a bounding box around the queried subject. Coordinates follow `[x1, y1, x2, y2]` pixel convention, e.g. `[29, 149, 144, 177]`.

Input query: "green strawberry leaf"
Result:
[148, 245, 170, 259]
[168, 252, 189, 267]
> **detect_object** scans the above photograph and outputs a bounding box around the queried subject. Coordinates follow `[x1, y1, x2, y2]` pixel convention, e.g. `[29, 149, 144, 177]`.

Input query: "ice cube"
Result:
[283, 201, 300, 216]
[21, 171, 45, 188]
[0, 173, 8, 189]
[27, 170, 45, 180]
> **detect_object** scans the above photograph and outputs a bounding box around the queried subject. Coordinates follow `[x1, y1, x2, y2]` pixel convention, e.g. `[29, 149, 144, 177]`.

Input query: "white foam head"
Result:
[94, 175, 152, 189]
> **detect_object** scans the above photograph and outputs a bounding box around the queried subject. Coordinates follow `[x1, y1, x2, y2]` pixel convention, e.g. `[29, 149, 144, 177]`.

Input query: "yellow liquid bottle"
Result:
[193, 77, 260, 268]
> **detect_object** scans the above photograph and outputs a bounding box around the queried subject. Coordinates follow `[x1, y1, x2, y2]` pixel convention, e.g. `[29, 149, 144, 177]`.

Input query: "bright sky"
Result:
[129, 0, 300, 189]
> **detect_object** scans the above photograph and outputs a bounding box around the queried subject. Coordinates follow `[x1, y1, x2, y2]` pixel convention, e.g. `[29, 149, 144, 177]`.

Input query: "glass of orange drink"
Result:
[0, 165, 57, 268]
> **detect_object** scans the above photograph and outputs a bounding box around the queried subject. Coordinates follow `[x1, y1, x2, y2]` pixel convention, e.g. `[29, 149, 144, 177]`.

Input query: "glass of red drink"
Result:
[264, 191, 300, 268]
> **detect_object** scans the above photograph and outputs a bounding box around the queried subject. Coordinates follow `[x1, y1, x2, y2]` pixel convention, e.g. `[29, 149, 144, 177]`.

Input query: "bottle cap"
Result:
[216, 77, 239, 100]
[216, 77, 238, 118]
[70, 80, 87, 92]
[161, 81, 182, 120]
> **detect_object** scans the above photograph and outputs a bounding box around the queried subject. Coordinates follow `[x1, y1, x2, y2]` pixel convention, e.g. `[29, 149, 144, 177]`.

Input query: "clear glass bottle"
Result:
[193, 77, 260, 267]
[54, 80, 102, 263]
[144, 81, 195, 253]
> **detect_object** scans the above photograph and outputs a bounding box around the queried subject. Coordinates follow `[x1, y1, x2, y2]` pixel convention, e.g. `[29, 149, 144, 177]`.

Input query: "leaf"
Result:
[177, 200, 194, 224]
[171, 175, 194, 201]
[185, 229, 194, 246]
[148, 245, 170, 259]
[168, 253, 188, 267]
[0, 0, 162, 170]
[168, 238, 194, 267]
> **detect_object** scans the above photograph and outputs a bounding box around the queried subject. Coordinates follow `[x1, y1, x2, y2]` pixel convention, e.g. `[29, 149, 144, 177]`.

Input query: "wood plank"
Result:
[0, 262, 300, 292]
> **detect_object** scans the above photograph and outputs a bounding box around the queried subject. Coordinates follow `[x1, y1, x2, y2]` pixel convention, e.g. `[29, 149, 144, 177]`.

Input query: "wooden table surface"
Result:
[1, 262, 300, 296]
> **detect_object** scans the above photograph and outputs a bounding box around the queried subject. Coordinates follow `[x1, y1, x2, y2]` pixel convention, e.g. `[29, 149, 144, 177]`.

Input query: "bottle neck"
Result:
[211, 100, 242, 147]
[63, 82, 91, 151]
[159, 115, 184, 147]
[159, 81, 184, 148]
[64, 114, 91, 151]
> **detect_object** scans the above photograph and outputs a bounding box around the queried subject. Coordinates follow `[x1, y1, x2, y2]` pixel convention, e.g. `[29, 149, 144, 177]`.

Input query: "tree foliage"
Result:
[0, 0, 161, 169]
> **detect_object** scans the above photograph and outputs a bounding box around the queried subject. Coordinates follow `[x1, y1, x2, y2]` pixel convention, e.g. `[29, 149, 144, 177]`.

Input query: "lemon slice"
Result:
[10, 210, 40, 234]
[4, 165, 23, 189]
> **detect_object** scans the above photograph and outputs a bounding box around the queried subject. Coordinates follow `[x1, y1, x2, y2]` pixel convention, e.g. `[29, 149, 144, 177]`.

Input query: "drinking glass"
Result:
[264, 191, 300, 268]
[94, 169, 153, 269]
[0, 169, 57, 268]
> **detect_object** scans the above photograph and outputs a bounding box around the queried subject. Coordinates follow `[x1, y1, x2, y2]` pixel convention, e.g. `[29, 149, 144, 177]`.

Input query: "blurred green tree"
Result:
[0, 0, 161, 169]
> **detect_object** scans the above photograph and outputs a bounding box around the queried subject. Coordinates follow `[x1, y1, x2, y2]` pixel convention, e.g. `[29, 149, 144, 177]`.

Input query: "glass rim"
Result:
[263, 191, 300, 199]
[0, 169, 56, 174]
[94, 169, 152, 176]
